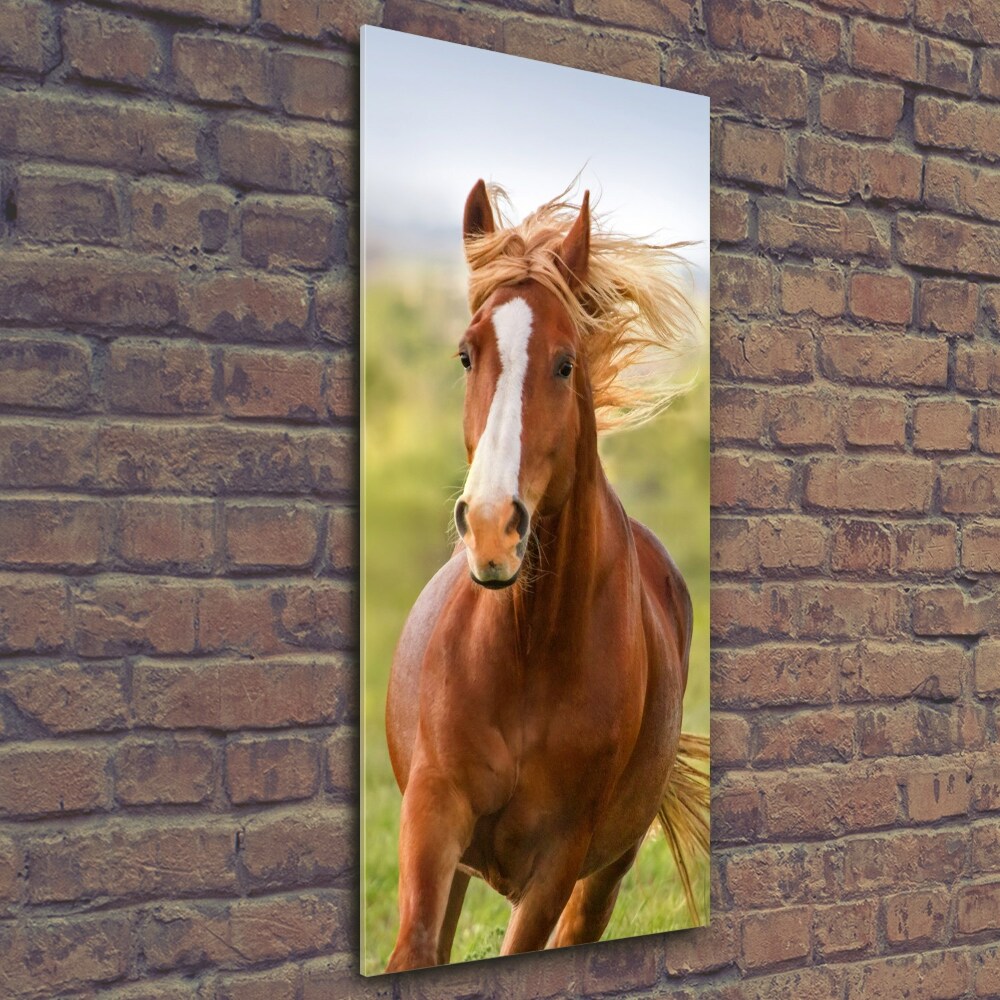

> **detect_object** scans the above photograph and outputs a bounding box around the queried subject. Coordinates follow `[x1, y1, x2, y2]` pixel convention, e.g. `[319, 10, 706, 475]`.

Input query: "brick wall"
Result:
[0, 0, 998, 997]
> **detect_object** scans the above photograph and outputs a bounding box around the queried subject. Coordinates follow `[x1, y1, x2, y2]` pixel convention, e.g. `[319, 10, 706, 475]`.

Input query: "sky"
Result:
[361, 26, 709, 282]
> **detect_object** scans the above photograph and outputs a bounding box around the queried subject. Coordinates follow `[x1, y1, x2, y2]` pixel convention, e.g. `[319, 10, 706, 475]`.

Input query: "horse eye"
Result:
[557, 360, 573, 379]
[459, 351, 471, 371]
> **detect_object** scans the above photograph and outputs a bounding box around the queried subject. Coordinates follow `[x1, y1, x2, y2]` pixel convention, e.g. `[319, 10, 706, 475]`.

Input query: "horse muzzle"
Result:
[455, 495, 530, 589]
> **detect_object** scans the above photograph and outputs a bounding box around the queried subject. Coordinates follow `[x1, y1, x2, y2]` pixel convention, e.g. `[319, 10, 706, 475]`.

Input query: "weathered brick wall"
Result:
[0, 0, 998, 997]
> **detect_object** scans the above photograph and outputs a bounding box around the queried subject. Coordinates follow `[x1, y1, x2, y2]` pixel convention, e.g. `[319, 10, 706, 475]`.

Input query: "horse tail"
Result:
[657, 732, 710, 925]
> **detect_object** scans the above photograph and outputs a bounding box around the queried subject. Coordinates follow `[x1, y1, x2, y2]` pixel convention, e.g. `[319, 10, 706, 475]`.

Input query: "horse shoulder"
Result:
[386, 549, 467, 792]
[629, 516, 692, 680]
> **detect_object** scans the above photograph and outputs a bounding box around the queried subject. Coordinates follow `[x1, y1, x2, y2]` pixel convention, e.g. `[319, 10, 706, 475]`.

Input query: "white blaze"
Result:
[462, 297, 533, 505]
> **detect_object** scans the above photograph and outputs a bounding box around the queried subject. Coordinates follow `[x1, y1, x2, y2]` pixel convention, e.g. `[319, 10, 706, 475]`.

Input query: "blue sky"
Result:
[362, 26, 709, 280]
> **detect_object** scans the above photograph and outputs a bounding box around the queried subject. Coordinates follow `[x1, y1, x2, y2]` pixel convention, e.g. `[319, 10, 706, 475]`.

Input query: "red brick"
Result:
[711, 187, 750, 244]
[916, 96, 1000, 162]
[940, 461, 1000, 513]
[919, 277, 980, 334]
[958, 882, 1000, 935]
[0, 914, 130, 996]
[710, 453, 795, 510]
[814, 900, 877, 958]
[844, 828, 968, 893]
[316, 269, 357, 345]
[712, 517, 756, 574]
[707, 0, 840, 65]
[241, 195, 339, 270]
[975, 943, 1000, 997]
[907, 767, 972, 822]
[114, 739, 215, 805]
[831, 519, 892, 573]
[27, 818, 235, 902]
[0, 0, 59, 74]
[759, 198, 890, 262]
[771, 394, 837, 449]
[976, 640, 1000, 696]
[143, 893, 343, 973]
[226, 737, 319, 804]
[130, 180, 233, 254]
[716, 120, 787, 189]
[926, 36, 975, 95]
[0, 661, 126, 733]
[805, 457, 934, 513]
[916, 0, 1000, 44]
[753, 709, 854, 766]
[0, 572, 70, 653]
[713, 785, 763, 843]
[839, 641, 968, 701]
[16, 166, 122, 243]
[274, 50, 354, 123]
[711, 255, 774, 316]
[963, 522, 1000, 572]
[0, 744, 110, 818]
[74, 577, 197, 657]
[324, 352, 356, 420]
[712, 584, 796, 642]
[820, 77, 905, 139]
[0, 91, 200, 175]
[217, 118, 355, 200]
[260, 0, 377, 43]
[851, 20, 919, 82]
[820, 0, 907, 17]
[132, 655, 349, 729]
[326, 506, 358, 573]
[173, 34, 272, 106]
[973, 763, 1000, 811]
[662, 48, 809, 123]
[211, 966, 301, 1000]
[858, 702, 955, 756]
[712, 320, 813, 382]
[896, 522, 958, 574]
[981, 406, 1000, 453]
[711, 386, 768, 445]
[64, 6, 164, 87]
[925, 157, 1000, 224]
[725, 842, 842, 909]
[118, 498, 214, 572]
[711, 713, 751, 767]
[384, 0, 503, 50]
[798, 582, 903, 639]
[796, 135, 860, 202]
[780, 264, 845, 318]
[1, 251, 180, 329]
[225, 503, 320, 569]
[848, 950, 971, 999]
[849, 271, 914, 326]
[820, 330, 948, 388]
[222, 347, 324, 421]
[183, 272, 310, 342]
[885, 888, 951, 946]
[108, 339, 213, 415]
[913, 585, 997, 635]
[982, 50, 1000, 100]
[324, 726, 356, 795]
[0, 334, 91, 411]
[0, 498, 103, 568]
[842, 395, 907, 448]
[984, 287, 1000, 336]
[757, 516, 827, 571]
[861, 145, 923, 203]
[713, 645, 836, 708]
[914, 399, 973, 452]
[241, 805, 351, 888]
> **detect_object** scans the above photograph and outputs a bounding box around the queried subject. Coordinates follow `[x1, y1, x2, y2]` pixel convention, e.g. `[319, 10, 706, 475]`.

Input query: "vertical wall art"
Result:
[360, 26, 710, 974]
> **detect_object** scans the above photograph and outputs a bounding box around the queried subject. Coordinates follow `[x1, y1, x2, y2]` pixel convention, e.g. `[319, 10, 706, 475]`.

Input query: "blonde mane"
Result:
[464, 184, 701, 432]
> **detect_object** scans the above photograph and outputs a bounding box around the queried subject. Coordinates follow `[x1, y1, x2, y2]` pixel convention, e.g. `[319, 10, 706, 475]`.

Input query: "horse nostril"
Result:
[511, 497, 530, 542]
[455, 499, 469, 538]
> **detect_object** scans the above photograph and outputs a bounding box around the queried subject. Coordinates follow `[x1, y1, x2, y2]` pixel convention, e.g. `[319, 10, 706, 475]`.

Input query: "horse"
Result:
[384, 180, 709, 971]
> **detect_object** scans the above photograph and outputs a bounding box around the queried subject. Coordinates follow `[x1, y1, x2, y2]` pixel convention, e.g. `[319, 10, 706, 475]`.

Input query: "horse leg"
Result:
[436, 869, 471, 964]
[499, 839, 590, 956]
[386, 774, 475, 972]
[548, 841, 640, 948]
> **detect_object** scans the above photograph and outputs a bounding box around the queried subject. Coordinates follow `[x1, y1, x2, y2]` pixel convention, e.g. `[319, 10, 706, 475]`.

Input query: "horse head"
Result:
[453, 179, 593, 589]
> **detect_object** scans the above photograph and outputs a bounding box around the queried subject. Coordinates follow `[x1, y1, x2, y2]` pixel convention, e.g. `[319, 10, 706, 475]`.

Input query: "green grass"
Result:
[361, 275, 709, 974]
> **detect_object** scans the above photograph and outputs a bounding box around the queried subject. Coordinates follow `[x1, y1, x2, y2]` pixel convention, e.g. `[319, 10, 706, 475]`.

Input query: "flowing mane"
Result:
[464, 183, 701, 432]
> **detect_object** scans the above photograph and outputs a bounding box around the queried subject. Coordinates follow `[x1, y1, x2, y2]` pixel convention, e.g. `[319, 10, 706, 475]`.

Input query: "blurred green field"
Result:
[361, 273, 710, 974]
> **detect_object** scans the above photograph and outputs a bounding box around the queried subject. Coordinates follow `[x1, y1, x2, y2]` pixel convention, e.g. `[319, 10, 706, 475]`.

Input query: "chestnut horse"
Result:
[385, 181, 708, 971]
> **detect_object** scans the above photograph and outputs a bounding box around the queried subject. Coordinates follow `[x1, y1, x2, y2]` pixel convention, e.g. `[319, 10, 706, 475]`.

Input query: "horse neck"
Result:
[519, 386, 632, 644]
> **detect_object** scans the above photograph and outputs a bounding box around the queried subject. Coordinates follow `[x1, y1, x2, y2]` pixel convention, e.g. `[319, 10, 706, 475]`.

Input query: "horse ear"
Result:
[558, 190, 590, 289]
[463, 179, 495, 244]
